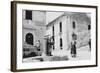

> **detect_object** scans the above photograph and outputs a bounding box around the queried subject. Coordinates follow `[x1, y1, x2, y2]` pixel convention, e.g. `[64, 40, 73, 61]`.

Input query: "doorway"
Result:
[26, 33, 33, 45]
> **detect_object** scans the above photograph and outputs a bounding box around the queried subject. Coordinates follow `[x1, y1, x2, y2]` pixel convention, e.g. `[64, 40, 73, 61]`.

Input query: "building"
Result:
[22, 10, 90, 58]
[46, 12, 90, 56]
[46, 13, 73, 56]
[22, 10, 46, 58]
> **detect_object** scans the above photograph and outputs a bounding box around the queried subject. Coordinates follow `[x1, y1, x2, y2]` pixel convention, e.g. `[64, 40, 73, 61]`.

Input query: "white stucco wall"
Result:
[46, 15, 72, 55]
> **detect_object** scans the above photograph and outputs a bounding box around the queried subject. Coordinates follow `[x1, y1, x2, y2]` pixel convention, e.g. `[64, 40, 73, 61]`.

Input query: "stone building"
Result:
[22, 10, 90, 58]
[46, 13, 72, 56]
[22, 10, 46, 58]
[46, 12, 90, 56]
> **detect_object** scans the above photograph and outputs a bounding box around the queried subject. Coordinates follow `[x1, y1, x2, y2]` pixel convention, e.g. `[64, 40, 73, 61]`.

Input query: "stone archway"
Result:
[26, 33, 33, 45]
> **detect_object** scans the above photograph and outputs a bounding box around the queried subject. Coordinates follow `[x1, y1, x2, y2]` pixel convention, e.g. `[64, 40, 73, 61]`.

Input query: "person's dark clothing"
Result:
[71, 41, 76, 54]
[46, 39, 52, 56]
[89, 39, 91, 51]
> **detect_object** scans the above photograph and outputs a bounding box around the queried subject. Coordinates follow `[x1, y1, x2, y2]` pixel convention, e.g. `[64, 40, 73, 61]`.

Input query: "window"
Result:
[60, 22, 62, 32]
[60, 38, 63, 50]
[72, 21, 76, 29]
[52, 26, 55, 50]
[25, 10, 32, 20]
[52, 26, 54, 36]
[88, 25, 91, 30]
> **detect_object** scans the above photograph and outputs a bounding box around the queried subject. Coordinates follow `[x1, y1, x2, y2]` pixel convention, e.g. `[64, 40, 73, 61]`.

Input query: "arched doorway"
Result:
[26, 33, 33, 45]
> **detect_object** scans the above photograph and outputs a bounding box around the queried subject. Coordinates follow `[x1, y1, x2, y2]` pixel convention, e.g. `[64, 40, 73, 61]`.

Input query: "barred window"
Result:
[60, 22, 62, 32]
[25, 10, 32, 20]
[72, 21, 76, 29]
[60, 38, 63, 50]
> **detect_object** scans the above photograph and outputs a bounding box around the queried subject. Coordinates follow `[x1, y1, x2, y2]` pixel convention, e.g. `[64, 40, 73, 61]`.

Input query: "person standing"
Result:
[89, 39, 91, 51]
[70, 32, 77, 58]
[71, 40, 77, 57]
[36, 40, 41, 56]
[46, 37, 52, 56]
[37, 40, 41, 51]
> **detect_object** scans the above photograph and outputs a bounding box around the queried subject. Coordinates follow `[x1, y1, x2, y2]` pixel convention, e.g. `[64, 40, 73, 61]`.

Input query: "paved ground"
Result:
[23, 45, 91, 62]
[67, 45, 91, 61]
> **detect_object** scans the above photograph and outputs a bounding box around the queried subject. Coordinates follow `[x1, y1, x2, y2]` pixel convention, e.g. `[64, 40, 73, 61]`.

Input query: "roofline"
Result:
[46, 14, 66, 28]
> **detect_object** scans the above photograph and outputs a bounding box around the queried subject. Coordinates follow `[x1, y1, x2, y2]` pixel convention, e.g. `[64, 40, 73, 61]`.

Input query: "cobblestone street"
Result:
[23, 45, 91, 62]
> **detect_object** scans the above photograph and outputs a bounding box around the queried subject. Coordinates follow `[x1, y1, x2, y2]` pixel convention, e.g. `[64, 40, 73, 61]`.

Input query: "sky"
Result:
[46, 11, 90, 25]
[46, 11, 64, 24]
